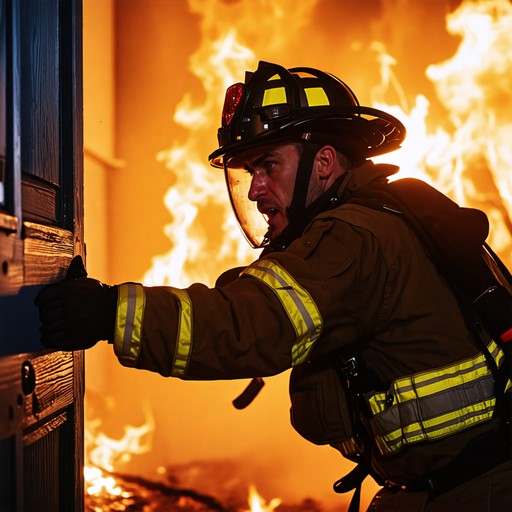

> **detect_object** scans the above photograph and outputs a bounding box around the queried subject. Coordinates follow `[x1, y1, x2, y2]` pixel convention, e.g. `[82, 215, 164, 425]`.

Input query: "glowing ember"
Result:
[247, 486, 281, 512]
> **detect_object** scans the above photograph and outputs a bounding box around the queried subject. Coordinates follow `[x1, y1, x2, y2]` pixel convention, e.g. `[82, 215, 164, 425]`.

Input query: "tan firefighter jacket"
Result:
[112, 160, 507, 484]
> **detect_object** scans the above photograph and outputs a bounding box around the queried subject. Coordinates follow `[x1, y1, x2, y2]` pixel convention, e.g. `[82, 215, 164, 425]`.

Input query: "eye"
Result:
[264, 160, 277, 171]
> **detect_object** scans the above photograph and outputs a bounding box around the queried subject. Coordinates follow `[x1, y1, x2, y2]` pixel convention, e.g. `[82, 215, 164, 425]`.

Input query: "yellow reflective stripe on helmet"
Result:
[168, 288, 193, 378]
[114, 283, 146, 367]
[242, 260, 322, 365]
[304, 87, 330, 106]
[268, 74, 281, 81]
[262, 87, 287, 106]
[367, 340, 504, 455]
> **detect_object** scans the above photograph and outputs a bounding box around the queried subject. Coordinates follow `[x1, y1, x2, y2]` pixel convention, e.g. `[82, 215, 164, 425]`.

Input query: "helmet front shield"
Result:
[224, 159, 270, 249]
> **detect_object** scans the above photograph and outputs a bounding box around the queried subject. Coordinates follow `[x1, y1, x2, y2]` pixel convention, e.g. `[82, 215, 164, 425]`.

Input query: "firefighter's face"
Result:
[242, 143, 301, 240]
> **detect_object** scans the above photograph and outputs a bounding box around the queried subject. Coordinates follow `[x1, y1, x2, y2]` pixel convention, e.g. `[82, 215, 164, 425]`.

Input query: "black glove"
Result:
[34, 255, 118, 350]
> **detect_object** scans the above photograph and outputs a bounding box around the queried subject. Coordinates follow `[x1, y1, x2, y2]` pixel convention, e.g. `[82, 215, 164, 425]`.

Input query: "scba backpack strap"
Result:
[330, 175, 512, 510]
[342, 176, 512, 383]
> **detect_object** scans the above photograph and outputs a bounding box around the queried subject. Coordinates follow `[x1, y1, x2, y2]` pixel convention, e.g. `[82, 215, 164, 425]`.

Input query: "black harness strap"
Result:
[287, 141, 321, 224]
[330, 352, 386, 511]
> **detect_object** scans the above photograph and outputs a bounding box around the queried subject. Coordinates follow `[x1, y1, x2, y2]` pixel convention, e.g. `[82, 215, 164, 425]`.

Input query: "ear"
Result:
[314, 145, 338, 180]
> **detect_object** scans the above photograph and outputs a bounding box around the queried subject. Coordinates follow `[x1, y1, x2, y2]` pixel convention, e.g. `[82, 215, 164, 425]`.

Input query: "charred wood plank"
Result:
[111, 473, 231, 512]
[23, 221, 73, 285]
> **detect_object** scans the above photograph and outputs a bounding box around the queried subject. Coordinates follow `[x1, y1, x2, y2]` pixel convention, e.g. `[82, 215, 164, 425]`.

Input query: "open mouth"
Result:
[262, 208, 278, 224]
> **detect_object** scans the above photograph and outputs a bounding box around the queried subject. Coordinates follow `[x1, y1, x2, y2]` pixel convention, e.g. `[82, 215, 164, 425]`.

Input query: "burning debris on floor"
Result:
[84, 469, 323, 512]
[85, 469, 228, 512]
[84, 403, 326, 512]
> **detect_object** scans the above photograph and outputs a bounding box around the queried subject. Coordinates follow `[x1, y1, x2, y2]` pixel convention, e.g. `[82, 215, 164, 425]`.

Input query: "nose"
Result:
[248, 171, 267, 202]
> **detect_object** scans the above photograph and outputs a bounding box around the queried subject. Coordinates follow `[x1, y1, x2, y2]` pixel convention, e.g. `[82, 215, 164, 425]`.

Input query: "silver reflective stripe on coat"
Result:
[114, 283, 146, 367]
[168, 288, 193, 378]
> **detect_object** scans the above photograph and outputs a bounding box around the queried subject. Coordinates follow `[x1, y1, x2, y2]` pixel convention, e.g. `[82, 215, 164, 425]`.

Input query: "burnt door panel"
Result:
[20, 0, 60, 224]
[0, 1, 85, 511]
[0, 0, 6, 210]
[0, 351, 84, 512]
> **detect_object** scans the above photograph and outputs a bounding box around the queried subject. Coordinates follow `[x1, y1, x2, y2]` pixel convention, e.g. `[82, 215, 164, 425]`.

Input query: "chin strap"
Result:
[287, 141, 321, 223]
[268, 139, 319, 252]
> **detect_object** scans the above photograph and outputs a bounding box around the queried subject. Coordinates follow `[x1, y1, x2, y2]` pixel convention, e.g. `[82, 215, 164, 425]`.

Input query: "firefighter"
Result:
[36, 61, 511, 511]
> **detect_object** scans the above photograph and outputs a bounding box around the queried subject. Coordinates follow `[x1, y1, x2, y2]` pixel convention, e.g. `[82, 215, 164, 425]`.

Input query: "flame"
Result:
[84, 403, 154, 497]
[144, 0, 512, 290]
[247, 485, 281, 512]
[142, 29, 255, 288]
[372, 0, 512, 265]
[143, 0, 318, 288]
[84, 466, 129, 498]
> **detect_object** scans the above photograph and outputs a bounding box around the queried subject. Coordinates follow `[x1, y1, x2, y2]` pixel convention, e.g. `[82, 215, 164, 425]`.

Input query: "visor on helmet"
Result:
[224, 159, 270, 249]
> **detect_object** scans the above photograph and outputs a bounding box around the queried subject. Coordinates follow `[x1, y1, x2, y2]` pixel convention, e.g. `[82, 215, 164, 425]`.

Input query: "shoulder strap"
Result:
[340, 177, 496, 299]
[342, 176, 512, 383]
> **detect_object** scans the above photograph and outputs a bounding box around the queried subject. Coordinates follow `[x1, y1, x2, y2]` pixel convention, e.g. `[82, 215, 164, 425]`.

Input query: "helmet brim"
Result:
[209, 106, 406, 168]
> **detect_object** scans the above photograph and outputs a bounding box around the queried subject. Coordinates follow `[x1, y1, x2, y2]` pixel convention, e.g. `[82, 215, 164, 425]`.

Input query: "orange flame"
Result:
[373, 0, 512, 264]
[247, 485, 281, 512]
[143, 0, 319, 287]
[142, 29, 255, 288]
[84, 403, 154, 496]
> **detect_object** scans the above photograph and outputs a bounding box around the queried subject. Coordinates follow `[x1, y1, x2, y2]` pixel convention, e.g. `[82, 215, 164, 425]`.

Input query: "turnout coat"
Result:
[111, 161, 508, 505]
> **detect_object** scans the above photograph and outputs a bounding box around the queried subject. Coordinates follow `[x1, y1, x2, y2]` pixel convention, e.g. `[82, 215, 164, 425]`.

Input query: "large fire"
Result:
[373, 0, 512, 258]
[85, 0, 512, 510]
[142, 0, 512, 291]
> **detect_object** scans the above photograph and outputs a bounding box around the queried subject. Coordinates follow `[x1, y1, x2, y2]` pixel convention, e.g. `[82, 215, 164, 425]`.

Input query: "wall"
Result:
[82, 0, 120, 411]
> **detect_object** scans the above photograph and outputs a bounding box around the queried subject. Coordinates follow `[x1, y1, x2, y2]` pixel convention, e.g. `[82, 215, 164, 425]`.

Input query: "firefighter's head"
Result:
[234, 141, 350, 243]
[209, 61, 406, 249]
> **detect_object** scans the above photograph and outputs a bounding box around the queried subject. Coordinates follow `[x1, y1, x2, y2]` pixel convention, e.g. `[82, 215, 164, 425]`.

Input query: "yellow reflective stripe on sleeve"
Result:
[268, 74, 281, 81]
[114, 283, 146, 367]
[304, 87, 330, 106]
[262, 87, 287, 106]
[168, 288, 193, 378]
[367, 340, 505, 455]
[242, 260, 322, 366]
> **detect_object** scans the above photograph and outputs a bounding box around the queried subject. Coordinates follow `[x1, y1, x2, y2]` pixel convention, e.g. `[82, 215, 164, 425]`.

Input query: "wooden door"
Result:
[0, 1, 84, 510]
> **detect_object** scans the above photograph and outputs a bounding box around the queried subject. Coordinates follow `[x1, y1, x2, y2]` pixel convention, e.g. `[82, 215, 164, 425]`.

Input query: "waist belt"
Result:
[388, 428, 512, 501]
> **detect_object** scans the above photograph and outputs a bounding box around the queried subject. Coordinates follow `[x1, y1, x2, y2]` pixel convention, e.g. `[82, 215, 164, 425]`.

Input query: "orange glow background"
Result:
[82, 0, 512, 509]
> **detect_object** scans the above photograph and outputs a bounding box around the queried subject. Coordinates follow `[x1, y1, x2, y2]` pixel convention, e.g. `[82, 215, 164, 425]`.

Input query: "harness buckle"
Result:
[342, 357, 359, 377]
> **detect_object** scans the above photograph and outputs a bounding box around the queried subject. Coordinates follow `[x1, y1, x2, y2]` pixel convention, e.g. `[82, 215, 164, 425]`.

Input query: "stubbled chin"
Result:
[269, 224, 286, 240]
[267, 212, 288, 241]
